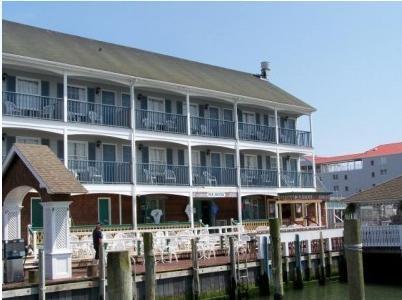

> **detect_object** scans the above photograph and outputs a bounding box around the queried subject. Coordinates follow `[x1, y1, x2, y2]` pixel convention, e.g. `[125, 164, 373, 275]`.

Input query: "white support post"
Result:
[188, 141, 193, 186]
[234, 101, 242, 224]
[189, 192, 194, 229]
[276, 150, 281, 188]
[312, 151, 317, 189]
[63, 129, 68, 168]
[274, 108, 279, 144]
[309, 114, 317, 188]
[3, 205, 23, 240]
[118, 194, 122, 225]
[63, 73, 68, 123]
[186, 92, 191, 136]
[41, 201, 72, 280]
[318, 202, 322, 226]
[130, 83, 137, 229]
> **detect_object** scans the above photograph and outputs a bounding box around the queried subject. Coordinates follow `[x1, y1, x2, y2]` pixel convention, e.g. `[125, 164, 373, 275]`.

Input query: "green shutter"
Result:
[166, 148, 173, 165]
[41, 81, 50, 97]
[98, 198, 110, 225]
[200, 151, 206, 166]
[6, 76, 16, 92]
[87, 88, 95, 103]
[57, 83, 64, 98]
[178, 149, 184, 165]
[31, 198, 43, 228]
[257, 155, 262, 169]
[176, 101, 183, 115]
[142, 146, 149, 164]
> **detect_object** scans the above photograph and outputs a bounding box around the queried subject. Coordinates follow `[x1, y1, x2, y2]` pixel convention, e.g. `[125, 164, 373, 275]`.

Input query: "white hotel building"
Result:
[2, 20, 325, 238]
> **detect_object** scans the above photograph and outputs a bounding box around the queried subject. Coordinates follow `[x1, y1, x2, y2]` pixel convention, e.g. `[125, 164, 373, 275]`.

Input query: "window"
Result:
[333, 174, 338, 180]
[223, 109, 233, 121]
[242, 111, 255, 124]
[333, 185, 339, 191]
[380, 169, 387, 175]
[68, 141, 88, 160]
[68, 85, 86, 100]
[344, 174, 348, 180]
[224, 154, 235, 168]
[380, 157, 387, 165]
[17, 78, 40, 95]
[321, 159, 363, 173]
[295, 204, 303, 219]
[244, 155, 257, 169]
[192, 151, 200, 166]
[149, 147, 166, 164]
[243, 197, 264, 220]
[371, 172, 375, 178]
[16, 136, 40, 145]
[140, 196, 165, 224]
[122, 93, 131, 107]
[345, 186, 349, 192]
[148, 97, 164, 112]
[371, 160, 374, 166]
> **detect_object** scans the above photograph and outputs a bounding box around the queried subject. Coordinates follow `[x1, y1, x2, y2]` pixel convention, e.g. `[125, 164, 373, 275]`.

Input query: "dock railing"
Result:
[361, 225, 402, 249]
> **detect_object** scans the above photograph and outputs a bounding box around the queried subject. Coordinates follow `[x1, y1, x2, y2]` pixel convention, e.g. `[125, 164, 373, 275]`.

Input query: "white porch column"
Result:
[130, 83, 137, 229]
[276, 150, 281, 188]
[274, 108, 279, 144]
[63, 128, 68, 168]
[189, 192, 194, 229]
[186, 92, 191, 136]
[234, 101, 242, 224]
[188, 141, 193, 186]
[3, 205, 23, 240]
[309, 114, 317, 188]
[318, 202, 322, 226]
[41, 201, 72, 280]
[63, 73, 68, 123]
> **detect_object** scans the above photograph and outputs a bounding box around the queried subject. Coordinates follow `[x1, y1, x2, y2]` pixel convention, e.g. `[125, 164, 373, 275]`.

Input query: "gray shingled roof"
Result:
[3, 143, 87, 194]
[3, 20, 314, 112]
[344, 175, 402, 204]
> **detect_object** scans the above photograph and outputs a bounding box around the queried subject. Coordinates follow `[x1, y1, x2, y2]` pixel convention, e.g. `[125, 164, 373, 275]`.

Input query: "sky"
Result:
[3, 1, 402, 156]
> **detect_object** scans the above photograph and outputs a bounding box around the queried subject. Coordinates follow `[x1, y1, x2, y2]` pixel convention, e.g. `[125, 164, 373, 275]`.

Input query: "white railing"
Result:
[362, 225, 402, 248]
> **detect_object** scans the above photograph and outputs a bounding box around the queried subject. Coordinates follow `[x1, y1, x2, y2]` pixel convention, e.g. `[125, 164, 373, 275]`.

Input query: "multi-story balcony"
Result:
[3, 92, 63, 121]
[68, 160, 131, 184]
[281, 170, 314, 188]
[136, 163, 189, 185]
[238, 123, 276, 143]
[279, 128, 312, 147]
[240, 169, 278, 187]
[136, 110, 187, 134]
[190, 117, 235, 138]
[192, 166, 237, 186]
[68, 100, 131, 128]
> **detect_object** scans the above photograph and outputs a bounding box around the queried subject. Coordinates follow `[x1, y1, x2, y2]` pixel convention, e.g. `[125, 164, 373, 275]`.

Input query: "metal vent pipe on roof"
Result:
[260, 61, 270, 80]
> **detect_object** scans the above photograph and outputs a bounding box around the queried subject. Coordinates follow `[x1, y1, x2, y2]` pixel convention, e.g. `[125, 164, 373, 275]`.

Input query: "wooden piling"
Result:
[293, 234, 303, 289]
[269, 218, 284, 300]
[144, 232, 156, 300]
[191, 239, 201, 300]
[259, 236, 270, 295]
[318, 232, 326, 285]
[305, 240, 312, 281]
[229, 236, 237, 299]
[326, 238, 333, 277]
[38, 249, 45, 300]
[107, 251, 133, 300]
[344, 219, 365, 300]
[98, 242, 106, 300]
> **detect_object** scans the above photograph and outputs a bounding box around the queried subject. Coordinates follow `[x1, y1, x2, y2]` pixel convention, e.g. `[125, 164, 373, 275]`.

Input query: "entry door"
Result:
[102, 91, 115, 125]
[98, 198, 110, 225]
[31, 198, 43, 228]
[211, 153, 221, 184]
[209, 107, 219, 136]
[103, 144, 116, 183]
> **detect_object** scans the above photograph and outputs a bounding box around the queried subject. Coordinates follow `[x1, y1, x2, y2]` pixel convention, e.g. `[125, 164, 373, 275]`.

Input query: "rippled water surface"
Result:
[253, 282, 402, 300]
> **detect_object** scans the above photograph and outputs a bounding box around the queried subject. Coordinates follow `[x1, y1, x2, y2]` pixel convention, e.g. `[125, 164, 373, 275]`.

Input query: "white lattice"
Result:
[54, 208, 68, 249]
[7, 211, 19, 240]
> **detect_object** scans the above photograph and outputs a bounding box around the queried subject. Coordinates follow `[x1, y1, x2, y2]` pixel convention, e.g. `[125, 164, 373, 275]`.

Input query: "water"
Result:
[253, 282, 402, 300]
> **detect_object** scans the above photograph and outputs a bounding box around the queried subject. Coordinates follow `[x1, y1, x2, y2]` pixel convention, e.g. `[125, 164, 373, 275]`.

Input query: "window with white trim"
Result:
[68, 86, 86, 101]
[17, 78, 40, 95]
[242, 112, 255, 124]
[16, 136, 40, 145]
[68, 141, 88, 160]
[148, 97, 164, 112]
[149, 148, 166, 164]
[192, 151, 200, 166]
[244, 155, 257, 169]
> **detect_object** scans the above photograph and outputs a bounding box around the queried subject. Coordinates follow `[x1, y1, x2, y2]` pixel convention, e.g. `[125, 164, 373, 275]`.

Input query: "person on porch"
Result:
[92, 223, 103, 263]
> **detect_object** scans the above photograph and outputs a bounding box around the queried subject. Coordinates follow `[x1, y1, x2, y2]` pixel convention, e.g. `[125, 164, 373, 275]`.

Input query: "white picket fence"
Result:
[361, 225, 402, 248]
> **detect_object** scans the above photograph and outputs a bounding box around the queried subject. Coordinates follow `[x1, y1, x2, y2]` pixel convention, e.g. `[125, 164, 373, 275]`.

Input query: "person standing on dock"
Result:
[93, 222, 103, 263]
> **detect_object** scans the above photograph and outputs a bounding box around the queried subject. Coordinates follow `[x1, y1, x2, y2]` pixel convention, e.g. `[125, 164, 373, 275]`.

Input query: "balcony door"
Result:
[208, 107, 219, 136]
[103, 144, 116, 183]
[102, 90, 115, 125]
[16, 77, 40, 110]
[210, 152, 221, 184]
[242, 111, 255, 124]
[244, 155, 257, 169]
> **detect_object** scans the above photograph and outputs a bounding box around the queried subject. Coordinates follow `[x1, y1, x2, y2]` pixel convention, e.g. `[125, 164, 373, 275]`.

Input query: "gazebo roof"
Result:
[344, 174, 402, 205]
[2, 143, 87, 194]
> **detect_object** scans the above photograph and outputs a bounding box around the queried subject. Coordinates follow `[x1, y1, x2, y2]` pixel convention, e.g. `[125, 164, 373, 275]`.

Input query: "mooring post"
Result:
[259, 236, 270, 295]
[305, 239, 312, 281]
[269, 218, 284, 300]
[318, 231, 326, 285]
[229, 236, 237, 299]
[344, 219, 365, 300]
[144, 232, 156, 300]
[38, 249, 46, 300]
[98, 242, 106, 300]
[191, 238, 201, 300]
[326, 238, 333, 277]
[107, 251, 133, 300]
[293, 234, 303, 289]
